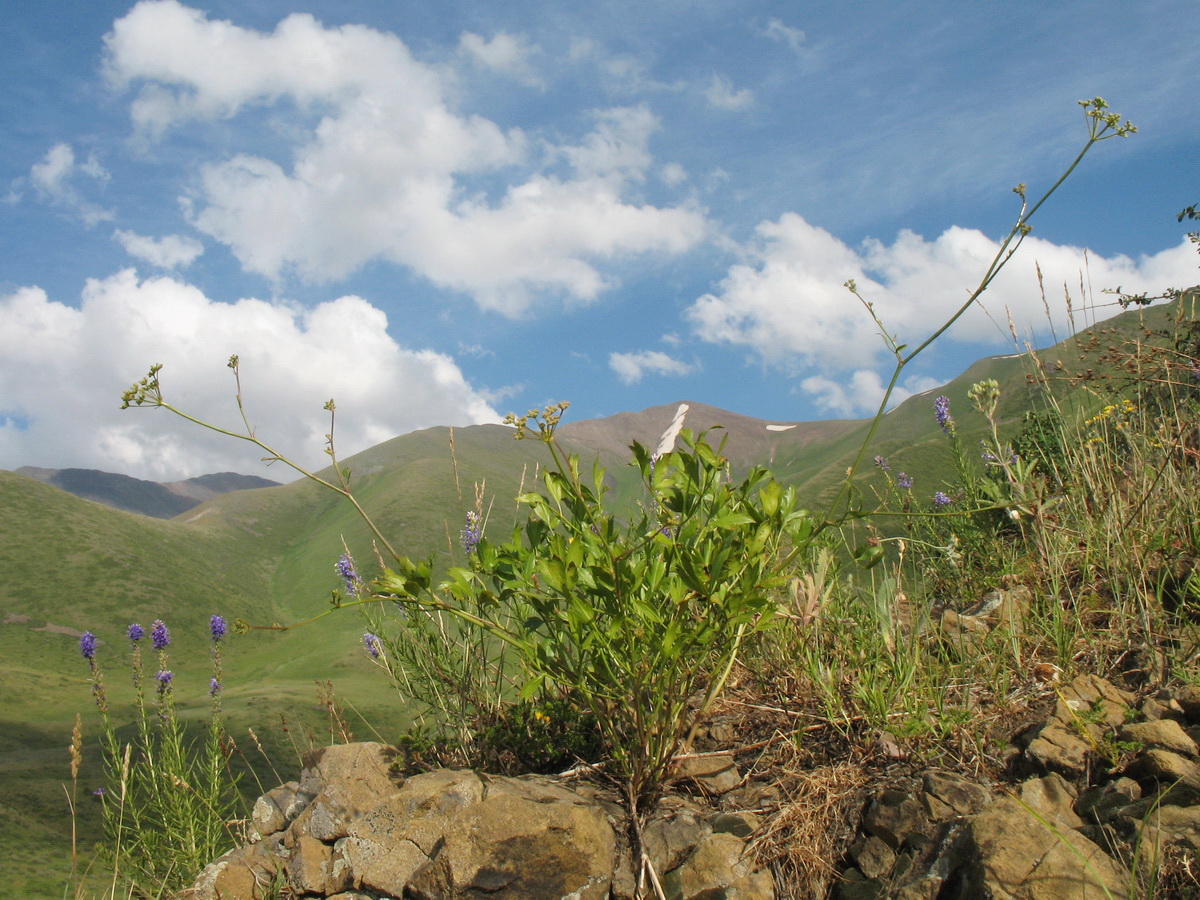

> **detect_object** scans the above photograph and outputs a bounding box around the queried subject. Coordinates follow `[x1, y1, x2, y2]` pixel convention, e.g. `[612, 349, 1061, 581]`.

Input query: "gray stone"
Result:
[1139, 696, 1184, 722]
[849, 834, 895, 880]
[1174, 683, 1200, 719]
[299, 742, 403, 842]
[187, 744, 716, 900]
[249, 781, 310, 842]
[672, 752, 744, 795]
[960, 796, 1129, 900]
[834, 867, 883, 900]
[862, 789, 932, 851]
[661, 832, 771, 900]
[1118, 718, 1200, 758]
[1075, 778, 1141, 826]
[644, 807, 713, 873]
[396, 772, 617, 899]
[1055, 674, 1134, 729]
[920, 771, 991, 820]
[187, 841, 282, 900]
[710, 811, 760, 839]
[1127, 748, 1200, 799]
[1024, 721, 1094, 777]
[1132, 804, 1200, 860]
[287, 833, 344, 895]
[1017, 773, 1083, 830]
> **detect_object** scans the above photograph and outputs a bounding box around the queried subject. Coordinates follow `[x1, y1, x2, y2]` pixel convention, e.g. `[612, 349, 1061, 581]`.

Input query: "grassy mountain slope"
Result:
[0, 296, 1187, 897]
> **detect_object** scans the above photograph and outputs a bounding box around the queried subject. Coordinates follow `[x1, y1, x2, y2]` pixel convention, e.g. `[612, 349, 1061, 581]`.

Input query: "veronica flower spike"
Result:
[934, 395, 954, 433]
[461, 511, 482, 555]
[363, 633, 382, 659]
[336, 554, 361, 596]
[151, 619, 170, 651]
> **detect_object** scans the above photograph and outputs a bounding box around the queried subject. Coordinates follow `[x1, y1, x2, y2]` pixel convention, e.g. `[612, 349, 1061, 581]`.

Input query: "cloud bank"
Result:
[0, 270, 499, 480]
[609, 350, 696, 385]
[689, 213, 1198, 413]
[103, 0, 706, 314]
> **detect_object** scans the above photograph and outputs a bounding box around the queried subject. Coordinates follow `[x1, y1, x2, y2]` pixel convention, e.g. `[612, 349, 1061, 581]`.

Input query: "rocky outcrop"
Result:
[183, 742, 773, 900]
[181, 673, 1200, 899]
[837, 674, 1200, 899]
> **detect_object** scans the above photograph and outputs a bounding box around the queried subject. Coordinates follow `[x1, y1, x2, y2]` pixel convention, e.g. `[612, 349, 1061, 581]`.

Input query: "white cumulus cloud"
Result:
[689, 211, 1200, 399]
[762, 19, 806, 54]
[609, 350, 696, 385]
[459, 31, 542, 85]
[114, 229, 204, 269]
[0, 270, 499, 480]
[801, 370, 943, 418]
[705, 75, 753, 111]
[103, 1, 706, 314]
[27, 143, 114, 225]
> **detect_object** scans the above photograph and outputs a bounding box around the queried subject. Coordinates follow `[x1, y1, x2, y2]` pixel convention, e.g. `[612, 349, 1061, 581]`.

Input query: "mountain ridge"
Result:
[13, 466, 281, 519]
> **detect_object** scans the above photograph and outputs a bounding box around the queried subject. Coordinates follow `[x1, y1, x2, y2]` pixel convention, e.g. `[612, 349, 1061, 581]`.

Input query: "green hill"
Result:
[0, 295, 1189, 897]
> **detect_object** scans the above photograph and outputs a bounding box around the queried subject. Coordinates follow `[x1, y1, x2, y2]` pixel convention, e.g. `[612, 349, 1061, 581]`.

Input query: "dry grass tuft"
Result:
[750, 751, 870, 900]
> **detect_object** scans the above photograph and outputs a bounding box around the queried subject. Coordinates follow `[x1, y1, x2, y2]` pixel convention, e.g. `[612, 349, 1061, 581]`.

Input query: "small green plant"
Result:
[350, 408, 817, 811]
[76, 617, 243, 898]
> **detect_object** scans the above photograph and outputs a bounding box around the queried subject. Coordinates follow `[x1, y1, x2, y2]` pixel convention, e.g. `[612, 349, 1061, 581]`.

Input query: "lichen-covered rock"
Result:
[660, 831, 773, 900]
[183, 742, 773, 899]
[861, 788, 933, 851]
[919, 771, 991, 820]
[1017, 773, 1083, 830]
[671, 752, 744, 795]
[959, 796, 1129, 900]
[1119, 718, 1200, 758]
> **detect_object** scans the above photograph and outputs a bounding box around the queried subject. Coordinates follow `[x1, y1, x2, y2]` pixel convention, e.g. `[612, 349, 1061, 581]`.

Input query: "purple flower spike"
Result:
[80, 631, 98, 660]
[934, 395, 953, 432]
[128, 623, 144, 642]
[210, 615, 227, 641]
[873, 455, 889, 470]
[461, 511, 482, 555]
[151, 620, 169, 651]
[933, 491, 952, 506]
[363, 633, 382, 659]
[209, 677, 222, 696]
[897, 473, 913, 490]
[156, 670, 173, 690]
[336, 554, 360, 597]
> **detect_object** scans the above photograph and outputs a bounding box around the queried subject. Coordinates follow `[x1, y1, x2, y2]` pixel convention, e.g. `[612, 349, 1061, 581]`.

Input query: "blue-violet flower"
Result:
[151, 620, 170, 651]
[934, 396, 953, 432]
[363, 633, 381, 659]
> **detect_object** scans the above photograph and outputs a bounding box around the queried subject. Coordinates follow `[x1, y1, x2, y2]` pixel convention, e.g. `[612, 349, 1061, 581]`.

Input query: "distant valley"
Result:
[14, 467, 281, 518]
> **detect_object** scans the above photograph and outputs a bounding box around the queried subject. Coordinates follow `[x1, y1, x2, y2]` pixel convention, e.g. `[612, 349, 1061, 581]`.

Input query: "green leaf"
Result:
[711, 512, 754, 529]
[518, 673, 547, 701]
[853, 543, 885, 569]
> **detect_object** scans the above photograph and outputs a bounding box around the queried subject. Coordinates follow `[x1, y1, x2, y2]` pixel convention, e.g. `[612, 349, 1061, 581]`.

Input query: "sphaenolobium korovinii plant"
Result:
[118, 98, 1134, 819]
[421, 404, 815, 811]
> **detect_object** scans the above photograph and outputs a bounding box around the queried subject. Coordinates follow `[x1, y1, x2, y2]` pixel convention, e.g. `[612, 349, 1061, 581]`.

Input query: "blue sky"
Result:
[2, 0, 1197, 479]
